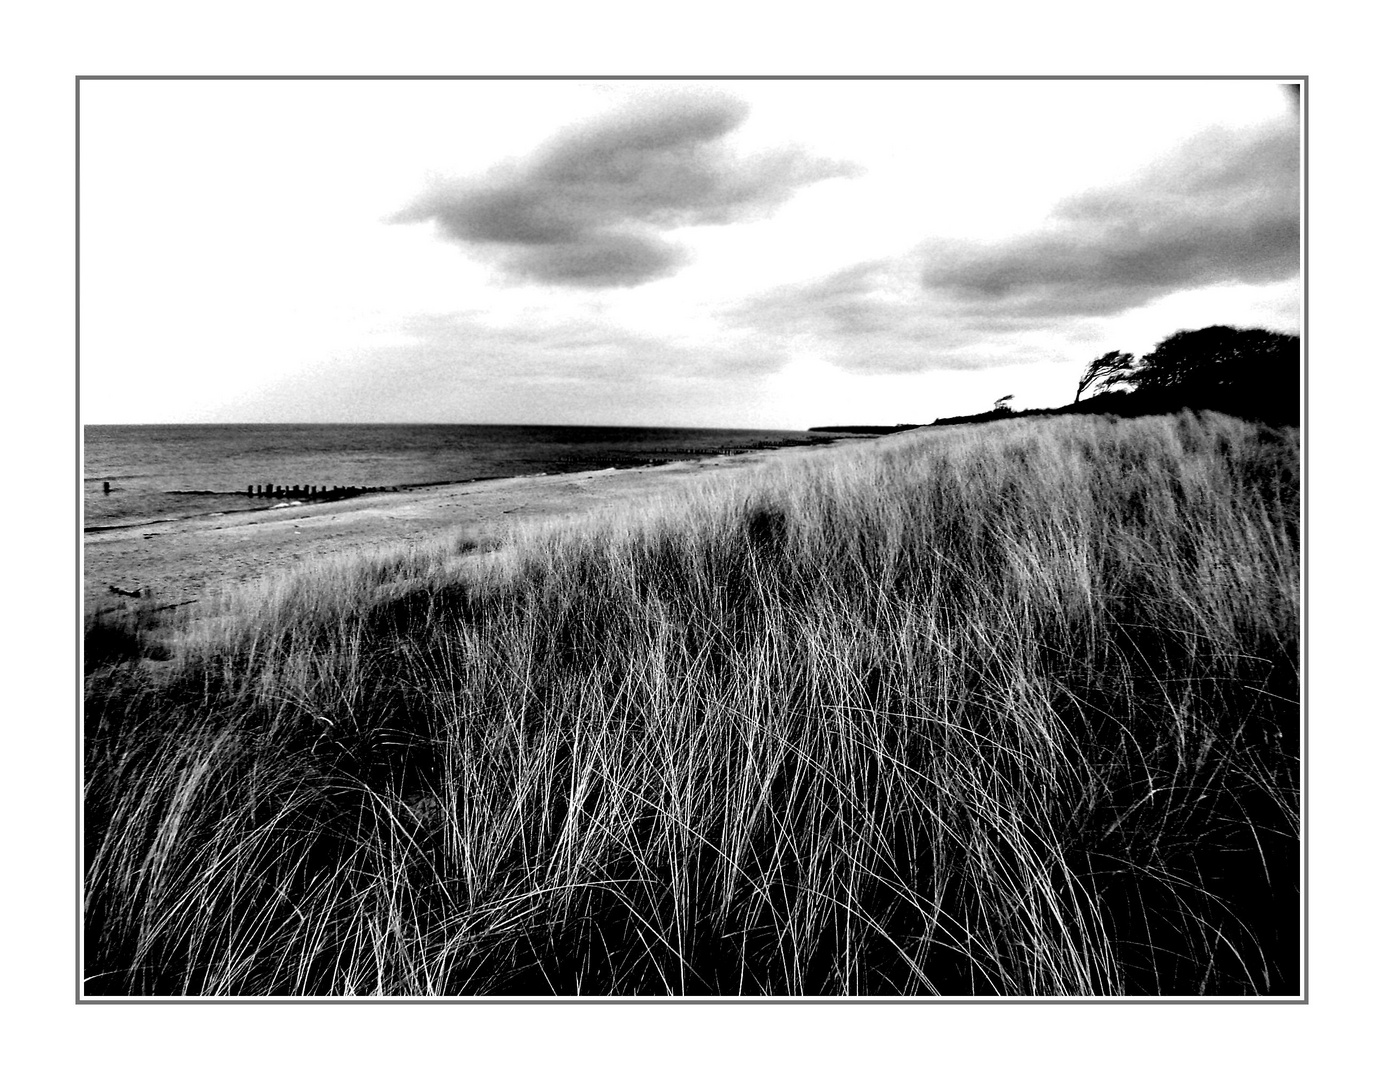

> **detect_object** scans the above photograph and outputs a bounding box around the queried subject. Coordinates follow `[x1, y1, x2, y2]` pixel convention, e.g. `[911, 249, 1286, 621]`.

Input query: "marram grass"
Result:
[83, 411, 1299, 996]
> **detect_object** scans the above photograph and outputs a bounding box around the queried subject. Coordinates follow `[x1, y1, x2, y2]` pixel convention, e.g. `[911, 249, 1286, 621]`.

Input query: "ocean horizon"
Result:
[83, 422, 834, 530]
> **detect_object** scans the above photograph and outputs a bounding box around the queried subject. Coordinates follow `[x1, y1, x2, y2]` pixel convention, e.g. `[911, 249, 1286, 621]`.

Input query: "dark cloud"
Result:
[495, 232, 684, 289]
[393, 92, 858, 288]
[920, 120, 1300, 316]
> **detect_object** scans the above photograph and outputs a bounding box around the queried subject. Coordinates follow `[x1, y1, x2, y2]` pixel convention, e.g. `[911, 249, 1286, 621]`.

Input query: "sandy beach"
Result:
[83, 439, 855, 618]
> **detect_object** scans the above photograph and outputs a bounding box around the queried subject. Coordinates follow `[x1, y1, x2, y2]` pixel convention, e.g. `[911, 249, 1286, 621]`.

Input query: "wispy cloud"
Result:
[728, 258, 1065, 373]
[231, 307, 792, 423]
[392, 92, 859, 288]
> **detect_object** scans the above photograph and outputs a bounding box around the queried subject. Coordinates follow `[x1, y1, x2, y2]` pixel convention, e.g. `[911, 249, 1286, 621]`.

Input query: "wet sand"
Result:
[83, 440, 857, 617]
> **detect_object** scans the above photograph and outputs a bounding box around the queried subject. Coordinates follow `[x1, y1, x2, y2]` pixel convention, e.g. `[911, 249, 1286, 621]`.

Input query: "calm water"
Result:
[83, 423, 832, 530]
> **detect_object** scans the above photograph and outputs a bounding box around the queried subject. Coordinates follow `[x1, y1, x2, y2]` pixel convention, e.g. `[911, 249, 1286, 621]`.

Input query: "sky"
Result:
[79, 78, 1301, 429]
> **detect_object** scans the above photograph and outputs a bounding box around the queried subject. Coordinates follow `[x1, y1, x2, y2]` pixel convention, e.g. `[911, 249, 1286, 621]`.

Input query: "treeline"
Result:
[933, 325, 1300, 428]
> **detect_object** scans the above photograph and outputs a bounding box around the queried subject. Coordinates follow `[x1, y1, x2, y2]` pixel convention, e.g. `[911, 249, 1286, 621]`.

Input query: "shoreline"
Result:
[83, 437, 857, 618]
[83, 449, 754, 535]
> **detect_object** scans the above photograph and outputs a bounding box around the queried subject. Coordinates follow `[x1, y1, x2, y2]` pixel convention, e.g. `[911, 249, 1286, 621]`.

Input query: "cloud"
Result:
[368, 308, 783, 392]
[920, 119, 1300, 316]
[729, 257, 1065, 373]
[727, 117, 1301, 374]
[393, 92, 858, 288]
[227, 302, 803, 424]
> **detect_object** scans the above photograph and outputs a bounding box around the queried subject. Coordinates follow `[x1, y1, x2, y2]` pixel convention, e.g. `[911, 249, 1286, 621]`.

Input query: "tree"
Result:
[1075, 350, 1136, 403]
[1131, 326, 1299, 421]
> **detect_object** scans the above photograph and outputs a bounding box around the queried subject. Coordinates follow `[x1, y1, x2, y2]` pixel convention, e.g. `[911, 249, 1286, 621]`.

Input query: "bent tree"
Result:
[1075, 351, 1136, 403]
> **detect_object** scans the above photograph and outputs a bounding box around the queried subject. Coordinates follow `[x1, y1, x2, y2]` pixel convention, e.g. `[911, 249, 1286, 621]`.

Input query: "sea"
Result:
[83, 423, 834, 531]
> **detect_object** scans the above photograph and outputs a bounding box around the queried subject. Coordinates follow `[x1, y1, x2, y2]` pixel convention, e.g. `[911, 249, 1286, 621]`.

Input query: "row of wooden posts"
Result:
[95, 481, 376, 499]
[247, 484, 374, 499]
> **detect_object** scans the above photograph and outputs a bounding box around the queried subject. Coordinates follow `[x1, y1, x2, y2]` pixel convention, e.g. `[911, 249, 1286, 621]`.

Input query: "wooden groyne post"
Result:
[244, 482, 382, 501]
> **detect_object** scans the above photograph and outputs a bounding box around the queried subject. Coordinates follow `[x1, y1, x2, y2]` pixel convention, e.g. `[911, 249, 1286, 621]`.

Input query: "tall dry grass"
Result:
[83, 411, 1300, 995]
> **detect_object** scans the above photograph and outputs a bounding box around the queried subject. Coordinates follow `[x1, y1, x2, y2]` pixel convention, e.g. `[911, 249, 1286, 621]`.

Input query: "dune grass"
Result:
[82, 411, 1300, 996]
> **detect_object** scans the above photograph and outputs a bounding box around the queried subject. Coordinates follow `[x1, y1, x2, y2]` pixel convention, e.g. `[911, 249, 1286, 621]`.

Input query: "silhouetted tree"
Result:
[1132, 326, 1299, 422]
[1076, 351, 1137, 402]
[930, 325, 1298, 428]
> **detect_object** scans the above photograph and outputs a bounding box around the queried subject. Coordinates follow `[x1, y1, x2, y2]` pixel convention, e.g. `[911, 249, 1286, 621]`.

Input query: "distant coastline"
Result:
[807, 424, 921, 435]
